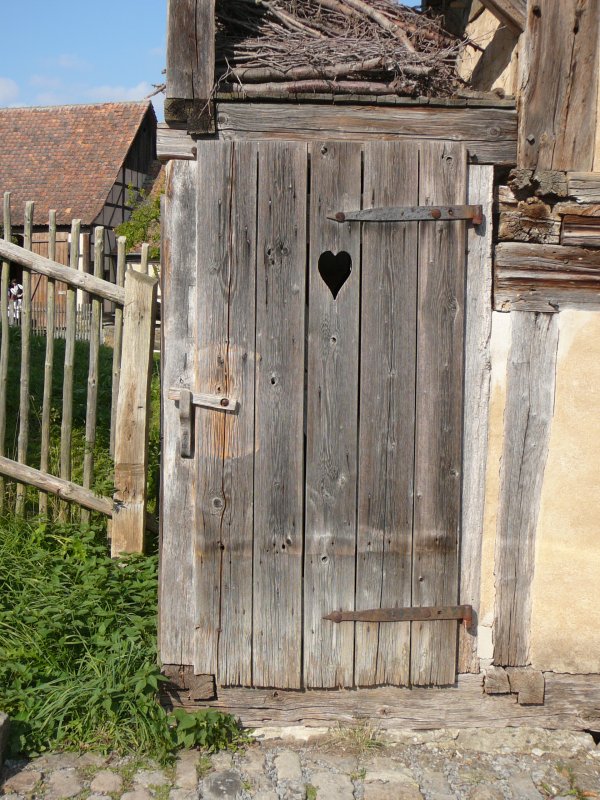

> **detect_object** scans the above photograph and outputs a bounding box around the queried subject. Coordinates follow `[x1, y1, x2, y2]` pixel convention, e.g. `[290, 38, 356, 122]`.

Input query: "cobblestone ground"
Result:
[2, 728, 600, 800]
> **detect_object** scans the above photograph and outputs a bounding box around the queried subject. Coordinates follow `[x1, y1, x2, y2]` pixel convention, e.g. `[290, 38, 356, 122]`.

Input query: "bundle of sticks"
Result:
[216, 0, 464, 97]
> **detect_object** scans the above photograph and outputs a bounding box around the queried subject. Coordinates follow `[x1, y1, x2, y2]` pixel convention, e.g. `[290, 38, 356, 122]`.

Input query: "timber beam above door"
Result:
[158, 101, 517, 166]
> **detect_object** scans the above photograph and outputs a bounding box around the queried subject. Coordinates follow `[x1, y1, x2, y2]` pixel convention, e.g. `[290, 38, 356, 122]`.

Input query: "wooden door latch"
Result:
[169, 388, 239, 458]
[324, 605, 473, 628]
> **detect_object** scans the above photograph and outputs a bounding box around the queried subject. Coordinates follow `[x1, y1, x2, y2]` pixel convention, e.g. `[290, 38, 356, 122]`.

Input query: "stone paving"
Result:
[1, 728, 600, 800]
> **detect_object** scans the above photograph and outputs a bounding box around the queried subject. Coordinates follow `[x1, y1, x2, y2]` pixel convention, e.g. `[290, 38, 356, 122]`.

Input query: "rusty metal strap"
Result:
[324, 605, 473, 626]
[328, 205, 483, 225]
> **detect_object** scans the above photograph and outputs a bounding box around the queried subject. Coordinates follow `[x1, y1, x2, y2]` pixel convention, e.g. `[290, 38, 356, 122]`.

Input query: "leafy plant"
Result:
[0, 515, 246, 761]
[115, 184, 162, 262]
[168, 708, 250, 751]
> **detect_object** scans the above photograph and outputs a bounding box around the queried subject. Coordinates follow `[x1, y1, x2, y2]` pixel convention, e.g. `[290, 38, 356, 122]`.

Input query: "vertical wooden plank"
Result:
[39, 211, 57, 516]
[458, 166, 494, 674]
[80, 232, 91, 306]
[355, 142, 419, 687]
[303, 142, 361, 689]
[160, 162, 198, 667]
[81, 228, 104, 526]
[16, 201, 34, 515]
[112, 269, 157, 556]
[166, 0, 215, 101]
[0, 193, 10, 511]
[519, 0, 599, 170]
[59, 220, 80, 514]
[140, 243, 150, 275]
[110, 236, 126, 457]
[253, 141, 307, 689]
[493, 311, 559, 666]
[411, 142, 467, 686]
[192, 141, 257, 685]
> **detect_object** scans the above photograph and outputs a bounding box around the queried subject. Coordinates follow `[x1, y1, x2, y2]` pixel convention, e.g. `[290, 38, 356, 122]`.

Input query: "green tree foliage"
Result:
[116, 185, 162, 261]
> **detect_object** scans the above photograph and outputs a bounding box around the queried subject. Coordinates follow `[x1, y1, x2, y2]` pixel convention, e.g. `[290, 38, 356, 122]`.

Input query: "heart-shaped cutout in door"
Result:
[318, 251, 352, 299]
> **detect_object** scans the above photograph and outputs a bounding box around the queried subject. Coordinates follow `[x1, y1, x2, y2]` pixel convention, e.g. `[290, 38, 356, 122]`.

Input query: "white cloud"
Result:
[54, 53, 88, 70]
[0, 77, 19, 104]
[30, 75, 63, 89]
[149, 45, 165, 58]
[85, 81, 153, 103]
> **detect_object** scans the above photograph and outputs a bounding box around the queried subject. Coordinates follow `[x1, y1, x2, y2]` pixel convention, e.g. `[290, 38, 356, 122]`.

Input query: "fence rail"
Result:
[0, 193, 158, 555]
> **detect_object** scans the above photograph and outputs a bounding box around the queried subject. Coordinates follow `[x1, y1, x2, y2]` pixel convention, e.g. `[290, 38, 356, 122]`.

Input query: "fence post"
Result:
[111, 268, 157, 556]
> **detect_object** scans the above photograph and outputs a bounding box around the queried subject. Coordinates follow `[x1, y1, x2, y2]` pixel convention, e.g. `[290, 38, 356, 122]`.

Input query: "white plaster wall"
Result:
[481, 311, 600, 672]
[458, 9, 520, 96]
[530, 311, 600, 673]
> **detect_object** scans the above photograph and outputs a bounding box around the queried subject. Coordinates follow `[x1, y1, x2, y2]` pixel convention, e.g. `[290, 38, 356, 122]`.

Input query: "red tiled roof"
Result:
[0, 101, 156, 227]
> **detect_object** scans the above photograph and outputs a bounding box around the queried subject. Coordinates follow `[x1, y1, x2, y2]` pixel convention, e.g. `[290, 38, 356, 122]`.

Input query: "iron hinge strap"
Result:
[324, 605, 473, 627]
[328, 205, 483, 225]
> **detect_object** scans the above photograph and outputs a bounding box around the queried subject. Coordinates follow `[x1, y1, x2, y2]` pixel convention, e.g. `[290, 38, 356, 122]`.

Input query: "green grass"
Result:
[0, 328, 247, 759]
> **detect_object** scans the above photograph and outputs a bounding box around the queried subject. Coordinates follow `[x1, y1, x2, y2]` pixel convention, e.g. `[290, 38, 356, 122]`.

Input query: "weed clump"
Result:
[0, 516, 247, 760]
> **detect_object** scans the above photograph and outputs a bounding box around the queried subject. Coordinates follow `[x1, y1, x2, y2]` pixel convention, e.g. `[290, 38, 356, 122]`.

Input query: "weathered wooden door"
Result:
[162, 139, 468, 689]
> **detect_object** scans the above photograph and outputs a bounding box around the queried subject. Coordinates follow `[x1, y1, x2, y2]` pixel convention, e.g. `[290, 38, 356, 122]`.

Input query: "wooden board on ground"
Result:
[167, 673, 600, 732]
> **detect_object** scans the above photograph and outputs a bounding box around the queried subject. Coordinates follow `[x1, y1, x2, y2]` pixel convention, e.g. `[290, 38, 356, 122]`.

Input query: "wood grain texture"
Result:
[411, 142, 467, 686]
[0, 193, 11, 511]
[110, 239, 126, 457]
[304, 141, 361, 689]
[193, 141, 258, 685]
[0, 239, 124, 305]
[168, 672, 600, 732]
[158, 123, 197, 162]
[159, 161, 198, 667]
[216, 103, 517, 165]
[519, 0, 599, 170]
[561, 214, 600, 247]
[253, 141, 307, 689]
[493, 312, 558, 667]
[81, 228, 104, 526]
[59, 219, 80, 501]
[166, 0, 215, 102]
[480, 0, 526, 32]
[355, 141, 418, 687]
[495, 242, 600, 311]
[0, 456, 113, 517]
[112, 270, 158, 556]
[39, 211, 57, 516]
[568, 172, 600, 203]
[458, 166, 494, 674]
[16, 202, 34, 515]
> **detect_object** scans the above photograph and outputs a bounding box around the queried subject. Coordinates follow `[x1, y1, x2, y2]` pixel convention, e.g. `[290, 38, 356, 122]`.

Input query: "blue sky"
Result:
[0, 0, 421, 120]
[0, 1, 167, 117]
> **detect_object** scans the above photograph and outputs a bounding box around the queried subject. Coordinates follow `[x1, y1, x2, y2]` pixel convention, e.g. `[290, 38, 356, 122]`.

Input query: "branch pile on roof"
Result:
[216, 0, 464, 98]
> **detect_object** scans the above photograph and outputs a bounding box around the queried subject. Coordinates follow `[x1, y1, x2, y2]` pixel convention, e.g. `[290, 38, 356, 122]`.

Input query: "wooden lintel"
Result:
[479, 0, 525, 33]
[217, 103, 517, 166]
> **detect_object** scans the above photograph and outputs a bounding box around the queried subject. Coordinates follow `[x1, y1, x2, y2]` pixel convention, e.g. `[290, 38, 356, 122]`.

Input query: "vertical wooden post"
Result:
[80, 232, 91, 306]
[81, 227, 104, 526]
[110, 236, 126, 457]
[140, 243, 149, 275]
[39, 210, 57, 515]
[58, 219, 80, 520]
[0, 192, 10, 510]
[16, 201, 34, 514]
[111, 268, 157, 556]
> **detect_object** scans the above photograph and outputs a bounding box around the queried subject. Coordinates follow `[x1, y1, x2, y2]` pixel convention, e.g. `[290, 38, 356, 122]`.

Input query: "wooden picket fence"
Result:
[0, 194, 158, 555]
